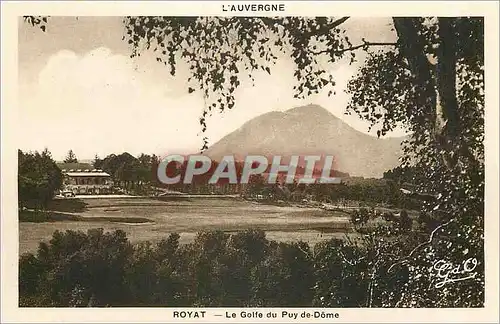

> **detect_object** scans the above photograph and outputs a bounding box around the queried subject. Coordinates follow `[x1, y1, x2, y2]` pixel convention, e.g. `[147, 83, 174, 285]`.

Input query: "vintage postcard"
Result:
[1, 1, 499, 323]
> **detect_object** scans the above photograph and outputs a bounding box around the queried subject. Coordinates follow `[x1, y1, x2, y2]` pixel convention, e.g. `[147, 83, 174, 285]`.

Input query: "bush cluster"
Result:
[19, 224, 484, 308]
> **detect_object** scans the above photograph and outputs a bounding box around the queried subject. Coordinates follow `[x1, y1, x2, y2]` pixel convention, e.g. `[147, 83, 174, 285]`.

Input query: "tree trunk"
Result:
[436, 18, 459, 139]
[392, 17, 463, 169]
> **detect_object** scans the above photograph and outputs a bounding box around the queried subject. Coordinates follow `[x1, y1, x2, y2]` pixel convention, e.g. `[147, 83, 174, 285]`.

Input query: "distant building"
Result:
[57, 163, 113, 195]
[399, 182, 438, 200]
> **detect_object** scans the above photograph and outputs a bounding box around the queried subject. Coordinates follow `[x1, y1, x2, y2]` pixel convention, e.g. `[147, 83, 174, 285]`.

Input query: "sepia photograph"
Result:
[2, 1, 499, 322]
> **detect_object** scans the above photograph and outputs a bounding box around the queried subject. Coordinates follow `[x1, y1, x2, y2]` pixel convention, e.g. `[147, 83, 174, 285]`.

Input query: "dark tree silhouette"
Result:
[18, 149, 63, 209]
[63, 149, 78, 163]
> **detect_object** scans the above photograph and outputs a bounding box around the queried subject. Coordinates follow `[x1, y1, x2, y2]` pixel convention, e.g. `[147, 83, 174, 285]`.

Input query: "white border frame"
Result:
[2, 1, 499, 323]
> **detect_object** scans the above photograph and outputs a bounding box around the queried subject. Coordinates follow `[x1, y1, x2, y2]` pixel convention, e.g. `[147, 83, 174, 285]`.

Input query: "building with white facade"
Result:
[58, 163, 113, 195]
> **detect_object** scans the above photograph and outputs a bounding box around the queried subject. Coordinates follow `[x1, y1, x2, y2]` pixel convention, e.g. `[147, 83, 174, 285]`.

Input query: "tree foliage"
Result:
[18, 149, 63, 210]
[23, 16, 49, 32]
[63, 149, 78, 164]
[94, 152, 160, 193]
[20, 219, 483, 308]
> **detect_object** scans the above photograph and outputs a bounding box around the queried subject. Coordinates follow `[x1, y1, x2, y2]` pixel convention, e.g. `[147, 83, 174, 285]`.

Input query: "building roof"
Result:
[65, 172, 111, 177]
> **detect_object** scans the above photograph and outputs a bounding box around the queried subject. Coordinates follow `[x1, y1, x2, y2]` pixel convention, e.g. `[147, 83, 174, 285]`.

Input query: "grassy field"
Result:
[19, 197, 353, 254]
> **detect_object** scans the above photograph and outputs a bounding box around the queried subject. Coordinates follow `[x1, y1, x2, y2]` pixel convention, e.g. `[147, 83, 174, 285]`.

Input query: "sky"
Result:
[18, 16, 402, 161]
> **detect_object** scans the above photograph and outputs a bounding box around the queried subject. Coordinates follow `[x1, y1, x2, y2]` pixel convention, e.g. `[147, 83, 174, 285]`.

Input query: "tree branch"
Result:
[297, 244, 314, 259]
[310, 40, 397, 56]
[331, 16, 350, 28]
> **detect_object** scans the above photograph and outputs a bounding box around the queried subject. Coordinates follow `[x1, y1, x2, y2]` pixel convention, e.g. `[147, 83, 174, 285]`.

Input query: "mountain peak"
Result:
[204, 104, 404, 178]
[286, 104, 336, 118]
